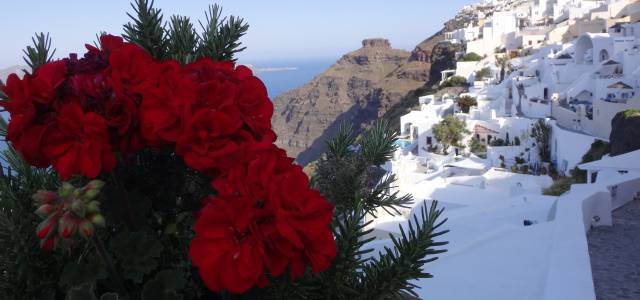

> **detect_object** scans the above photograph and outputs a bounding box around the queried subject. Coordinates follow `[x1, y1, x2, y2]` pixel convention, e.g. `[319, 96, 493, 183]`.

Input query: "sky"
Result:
[0, 0, 478, 67]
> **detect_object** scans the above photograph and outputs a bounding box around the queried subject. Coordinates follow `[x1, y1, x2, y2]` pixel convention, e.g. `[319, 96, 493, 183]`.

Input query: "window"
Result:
[529, 40, 532, 46]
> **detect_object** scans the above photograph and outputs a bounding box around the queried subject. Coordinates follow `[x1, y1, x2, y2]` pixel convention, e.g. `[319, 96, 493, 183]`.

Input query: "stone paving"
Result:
[588, 199, 640, 300]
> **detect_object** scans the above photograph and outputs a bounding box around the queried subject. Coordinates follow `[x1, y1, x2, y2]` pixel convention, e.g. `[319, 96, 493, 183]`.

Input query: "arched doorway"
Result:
[599, 49, 609, 62]
[575, 35, 594, 64]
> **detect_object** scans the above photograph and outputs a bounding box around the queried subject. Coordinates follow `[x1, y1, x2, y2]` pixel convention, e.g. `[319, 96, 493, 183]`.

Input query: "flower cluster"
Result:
[34, 181, 106, 250]
[190, 143, 336, 293]
[2, 34, 336, 293]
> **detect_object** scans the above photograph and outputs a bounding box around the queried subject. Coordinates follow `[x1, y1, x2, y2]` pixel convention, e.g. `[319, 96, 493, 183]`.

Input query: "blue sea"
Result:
[249, 58, 336, 98]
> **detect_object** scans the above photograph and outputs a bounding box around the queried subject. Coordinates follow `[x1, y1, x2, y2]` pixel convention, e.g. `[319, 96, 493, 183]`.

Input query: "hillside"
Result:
[273, 34, 459, 165]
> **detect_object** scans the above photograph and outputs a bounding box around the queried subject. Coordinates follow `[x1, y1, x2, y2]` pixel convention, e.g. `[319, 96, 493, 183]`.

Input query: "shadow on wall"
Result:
[295, 90, 383, 166]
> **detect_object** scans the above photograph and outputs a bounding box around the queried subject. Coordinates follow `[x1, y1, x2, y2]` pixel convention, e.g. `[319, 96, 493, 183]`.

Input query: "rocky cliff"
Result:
[272, 33, 460, 165]
[272, 38, 440, 165]
[609, 109, 640, 156]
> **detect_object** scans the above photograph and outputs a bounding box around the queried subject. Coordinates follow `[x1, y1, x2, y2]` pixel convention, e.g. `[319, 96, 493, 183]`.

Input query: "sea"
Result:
[248, 58, 336, 99]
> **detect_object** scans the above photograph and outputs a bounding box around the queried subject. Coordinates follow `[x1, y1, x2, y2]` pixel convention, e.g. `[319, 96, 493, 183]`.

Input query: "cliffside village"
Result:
[367, 0, 640, 299]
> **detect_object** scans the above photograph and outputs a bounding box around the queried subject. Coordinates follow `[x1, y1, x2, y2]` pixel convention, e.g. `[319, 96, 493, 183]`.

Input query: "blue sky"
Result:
[0, 0, 477, 67]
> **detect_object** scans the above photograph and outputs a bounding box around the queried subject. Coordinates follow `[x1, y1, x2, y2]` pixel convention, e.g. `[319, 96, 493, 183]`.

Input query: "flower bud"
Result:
[86, 201, 101, 214]
[36, 204, 57, 219]
[70, 200, 87, 218]
[82, 189, 100, 201]
[58, 213, 78, 239]
[59, 182, 75, 198]
[36, 215, 58, 239]
[86, 180, 105, 191]
[78, 219, 95, 239]
[90, 214, 106, 227]
[32, 190, 59, 205]
[40, 235, 56, 251]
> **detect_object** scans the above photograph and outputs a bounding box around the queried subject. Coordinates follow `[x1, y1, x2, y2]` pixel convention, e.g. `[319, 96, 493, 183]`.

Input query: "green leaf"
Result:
[66, 283, 97, 300]
[110, 231, 162, 283]
[100, 293, 119, 300]
[141, 269, 186, 300]
[60, 258, 108, 288]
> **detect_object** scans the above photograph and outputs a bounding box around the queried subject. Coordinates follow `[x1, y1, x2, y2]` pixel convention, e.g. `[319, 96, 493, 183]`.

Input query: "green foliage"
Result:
[475, 67, 491, 80]
[124, 0, 169, 59]
[572, 140, 610, 183]
[22, 32, 56, 70]
[123, 0, 248, 62]
[458, 95, 477, 113]
[167, 16, 200, 64]
[60, 259, 108, 288]
[432, 115, 469, 154]
[300, 121, 447, 299]
[110, 231, 162, 283]
[531, 119, 552, 163]
[439, 76, 467, 89]
[141, 269, 186, 300]
[623, 109, 640, 118]
[469, 137, 486, 155]
[459, 52, 482, 61]
[490, 138, 506, 147]
[198, 4, 249, 62]
[66, 283, 98, 300]
[357, 202, 448, 299]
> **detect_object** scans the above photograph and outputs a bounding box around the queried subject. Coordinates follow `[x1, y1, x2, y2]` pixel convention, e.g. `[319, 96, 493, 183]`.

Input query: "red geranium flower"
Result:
[43, 103, 116, 179]
[190, 144, 336, 293]
[176, 108, 248, 173]
[28, 60, 67, 104]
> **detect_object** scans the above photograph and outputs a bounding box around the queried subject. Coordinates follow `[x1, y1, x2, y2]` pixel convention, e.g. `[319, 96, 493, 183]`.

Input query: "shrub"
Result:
[439, 76, 467, 88]
[458, 95, 477, 113]
[468, 137, 486, 154]
[543, 177, 574, 196]
[490, 138, 506, 147]
[460, 52, 482, 61]
[475, 67, 491, 80]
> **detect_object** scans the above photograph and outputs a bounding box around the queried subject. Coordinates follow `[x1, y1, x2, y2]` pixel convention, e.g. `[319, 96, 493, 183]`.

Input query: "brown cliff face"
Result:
[272, 35, 448, 165]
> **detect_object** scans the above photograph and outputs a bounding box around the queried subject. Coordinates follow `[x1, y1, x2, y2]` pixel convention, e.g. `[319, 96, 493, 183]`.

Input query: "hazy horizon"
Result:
[0, 0, 477, 68]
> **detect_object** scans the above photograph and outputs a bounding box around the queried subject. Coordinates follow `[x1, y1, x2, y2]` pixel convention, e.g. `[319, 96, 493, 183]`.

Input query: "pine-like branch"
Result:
[198, 4, 248, 62]
[359, 120, 398, 166]
[167, 15, 200, 64]
[326, 123, 357, 160]
[361, 173, 413, 218]
[357, 201, 448, 299]
[123, 0, 168, 59]
[22, 33, 56, 71]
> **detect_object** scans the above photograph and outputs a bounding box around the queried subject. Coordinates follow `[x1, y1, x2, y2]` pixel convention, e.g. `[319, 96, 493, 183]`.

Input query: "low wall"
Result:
[543, 173, 640, 300]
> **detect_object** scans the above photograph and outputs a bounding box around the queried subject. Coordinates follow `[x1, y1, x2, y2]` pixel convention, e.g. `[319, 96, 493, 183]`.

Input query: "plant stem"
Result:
[91, 234, 129, 298]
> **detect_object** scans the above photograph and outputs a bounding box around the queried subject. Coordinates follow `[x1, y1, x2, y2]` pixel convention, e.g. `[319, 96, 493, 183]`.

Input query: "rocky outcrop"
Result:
[272, 20, 465, 166]
[362, 38, 391, 49]
[609, 110, 640, 156]
[272, 38, 434, 165]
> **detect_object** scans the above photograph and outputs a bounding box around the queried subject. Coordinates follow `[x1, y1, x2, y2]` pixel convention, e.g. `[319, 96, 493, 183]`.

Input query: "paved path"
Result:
[588, 199, 640, 300]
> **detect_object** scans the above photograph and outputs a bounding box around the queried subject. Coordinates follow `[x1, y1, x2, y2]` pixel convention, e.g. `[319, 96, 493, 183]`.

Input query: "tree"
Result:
[432, 115, 470, 154]
[459, 52, 482, 62]
[457, 95, 477, 113]
[531, 119, 552, 163]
